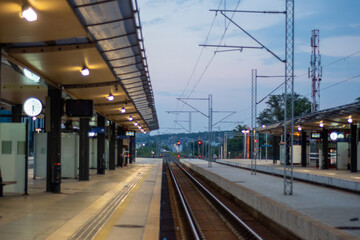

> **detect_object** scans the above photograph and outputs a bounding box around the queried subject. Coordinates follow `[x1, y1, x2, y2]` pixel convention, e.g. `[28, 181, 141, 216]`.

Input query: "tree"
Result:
[257, 93, 311, 125]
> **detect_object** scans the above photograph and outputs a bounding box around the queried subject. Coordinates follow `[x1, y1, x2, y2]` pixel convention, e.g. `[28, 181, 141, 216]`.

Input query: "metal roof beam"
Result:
[7, 43, 95, 54]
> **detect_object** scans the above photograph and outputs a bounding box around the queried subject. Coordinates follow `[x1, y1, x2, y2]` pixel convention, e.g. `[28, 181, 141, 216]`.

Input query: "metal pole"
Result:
[251, 69, 257, 175]
[283, 0, 295, 195]
[25, 118, 29, 195]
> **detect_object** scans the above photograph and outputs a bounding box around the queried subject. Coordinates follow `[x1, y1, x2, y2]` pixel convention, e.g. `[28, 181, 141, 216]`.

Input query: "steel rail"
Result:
[166, 159, 201, 240]
[173, 159, 263, 240]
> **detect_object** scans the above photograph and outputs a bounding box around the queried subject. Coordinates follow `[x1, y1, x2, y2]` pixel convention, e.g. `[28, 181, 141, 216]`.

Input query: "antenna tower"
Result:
[309, 29, 322, 112]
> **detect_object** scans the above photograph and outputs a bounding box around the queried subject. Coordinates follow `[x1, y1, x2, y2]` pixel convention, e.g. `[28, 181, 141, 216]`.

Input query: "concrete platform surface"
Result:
[0, 158, 162, 240]
[182, 159, 360, 240]
[217, 158, 360, 192]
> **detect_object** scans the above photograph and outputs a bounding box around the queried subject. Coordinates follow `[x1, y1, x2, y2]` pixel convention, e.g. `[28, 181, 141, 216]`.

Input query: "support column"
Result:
[272, 135, 279, 164]
[129, 135, 134, 164]
[109, 122, 116, 170]
[79, 118, 90, 180]
[46, 86, 62, 193]
[350, 123, 358, 172]
[12, 104, 22, 122]
[301, 130, 307, 167]
[322, 128, 329, 169]
[285, 134, 290, 165]
[117, 126, 124, 167]
[97, 114, 106, 174]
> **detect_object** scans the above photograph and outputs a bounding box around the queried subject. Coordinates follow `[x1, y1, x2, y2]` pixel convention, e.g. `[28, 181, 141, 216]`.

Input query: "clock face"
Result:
[23, 97, 43, 117]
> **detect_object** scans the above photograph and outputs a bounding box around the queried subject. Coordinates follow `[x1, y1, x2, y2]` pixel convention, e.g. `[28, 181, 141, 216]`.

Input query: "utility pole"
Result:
[283, 0, 295, 195]
[251, 69, 257, 175]
[309, 29, 322, 112]
[210, 0, 295, 195]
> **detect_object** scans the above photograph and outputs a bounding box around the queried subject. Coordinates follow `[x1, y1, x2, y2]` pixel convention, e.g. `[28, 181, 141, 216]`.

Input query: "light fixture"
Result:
[297, 126, 302, 131]
[107, 94, 114, 101]
[21, 4, 37, 22]
[24, 68, 40, 83]
[319, 122, 324, 128]
[128, 116, 133, 121]
[32, 116, 37, 121]
[262, 125, 266, 128]
[138, 125, 142, 129]
[348, 116, 353, 124]
[120, 107, 126, 113]
[330, 132, 338, 141]
[134, 122, 138, 126]
[81, 66, 89, 76]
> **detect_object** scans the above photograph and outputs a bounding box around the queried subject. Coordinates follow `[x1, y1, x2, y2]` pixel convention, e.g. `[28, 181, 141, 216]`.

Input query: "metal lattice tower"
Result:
[309, 29, 322, 112]
[251, 69, 257, 175]
[283, 0, 295, 195]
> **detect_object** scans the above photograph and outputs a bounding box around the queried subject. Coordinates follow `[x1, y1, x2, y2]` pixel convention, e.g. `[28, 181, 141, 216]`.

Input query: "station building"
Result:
[0, 0, 159, 195]
[257, 101, 360, 172]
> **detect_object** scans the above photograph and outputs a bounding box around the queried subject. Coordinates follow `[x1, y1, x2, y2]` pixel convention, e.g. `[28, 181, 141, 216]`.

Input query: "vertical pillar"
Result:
[12, 104, 22, 122]
[301, 130, 307, 167]
[79, 118, 90, 180]
[129, 135, 134, 164]
[350, 123, 358, 172]
[46, 86, 62, 193]
[109, 122, 116, 170]
[133, 134, 136, 162]
[97, 114, 105, 174]
[117, 126, 124, 167]
[322, 128, 329, 169]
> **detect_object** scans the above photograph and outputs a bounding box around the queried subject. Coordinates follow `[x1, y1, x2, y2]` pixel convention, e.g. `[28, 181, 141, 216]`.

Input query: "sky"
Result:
[137, 0, 360, 135]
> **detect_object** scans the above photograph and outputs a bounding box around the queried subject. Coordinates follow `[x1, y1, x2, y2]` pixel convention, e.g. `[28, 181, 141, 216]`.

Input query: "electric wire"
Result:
[173, 0, 242, 132]
[186, 0, 242, 99]
[258, 49, 360, 106]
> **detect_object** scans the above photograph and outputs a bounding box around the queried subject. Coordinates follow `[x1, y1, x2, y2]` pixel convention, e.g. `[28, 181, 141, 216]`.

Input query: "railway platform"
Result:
[217, 158, 360, 192]
[181, 158, 360, 240]
[0, 158, 162, 240]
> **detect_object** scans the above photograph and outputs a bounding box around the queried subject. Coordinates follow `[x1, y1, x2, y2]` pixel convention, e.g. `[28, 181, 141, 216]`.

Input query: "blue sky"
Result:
[137, 0, 360, 134]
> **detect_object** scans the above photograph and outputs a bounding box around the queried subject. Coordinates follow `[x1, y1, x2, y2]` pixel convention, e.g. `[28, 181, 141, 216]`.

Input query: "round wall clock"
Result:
[23, 97, 43, 117]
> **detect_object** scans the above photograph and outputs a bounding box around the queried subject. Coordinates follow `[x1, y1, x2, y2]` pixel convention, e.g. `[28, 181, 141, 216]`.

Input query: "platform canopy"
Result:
[0, 0, 158, 132]
[257, 102, 360, 135]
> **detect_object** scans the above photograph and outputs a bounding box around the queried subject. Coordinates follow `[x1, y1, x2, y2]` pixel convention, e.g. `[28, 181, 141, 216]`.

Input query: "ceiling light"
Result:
[262, 125, 266, 128]
[134, 122, 138, 126]
[138, 125, 142, 129]
[24, 68, 40, 83]
[319, 122, 324, 128]
[81, 66, 89, 76]
[120, 107, 126, 113]
[129, 116, 133, 121]
[297, 126, 302, 131]
[348, 117, 353, 124]
[21, 4, 37, 22]
[107, 94, 114, 101]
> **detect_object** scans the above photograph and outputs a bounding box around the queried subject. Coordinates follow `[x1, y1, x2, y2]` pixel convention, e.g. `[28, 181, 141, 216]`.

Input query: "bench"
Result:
[0, 167, 17, 197]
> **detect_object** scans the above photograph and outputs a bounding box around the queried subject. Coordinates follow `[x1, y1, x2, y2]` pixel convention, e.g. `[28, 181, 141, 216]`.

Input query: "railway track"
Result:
[164, 156, 280, 240]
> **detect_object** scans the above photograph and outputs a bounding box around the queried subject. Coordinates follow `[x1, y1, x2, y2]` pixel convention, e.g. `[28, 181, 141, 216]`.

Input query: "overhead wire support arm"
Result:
[177, 98, 209, 118]
[210, 9, 286, 14]
[212, 111, 236, 127]
[217, 11, 285, 63]
[199, 44, 263, 50]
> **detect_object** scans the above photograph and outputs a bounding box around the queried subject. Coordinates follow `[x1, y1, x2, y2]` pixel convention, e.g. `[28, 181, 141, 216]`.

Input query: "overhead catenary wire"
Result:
[258, 49, 360, 105]
[173, 0, 242, 131]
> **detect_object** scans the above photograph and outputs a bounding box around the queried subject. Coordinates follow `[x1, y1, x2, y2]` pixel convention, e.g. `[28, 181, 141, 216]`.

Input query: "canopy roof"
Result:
[0, 0, 158, 132]
[257, 102, 360, 135]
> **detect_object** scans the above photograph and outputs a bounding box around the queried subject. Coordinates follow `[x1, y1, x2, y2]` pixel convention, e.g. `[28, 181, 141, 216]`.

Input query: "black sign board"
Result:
[311, 132, 321, 139]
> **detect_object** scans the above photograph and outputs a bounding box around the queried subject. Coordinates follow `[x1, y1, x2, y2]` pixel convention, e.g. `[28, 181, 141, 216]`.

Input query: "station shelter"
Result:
[0, 0, 159, 196]
[257, 102, 360, 172]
